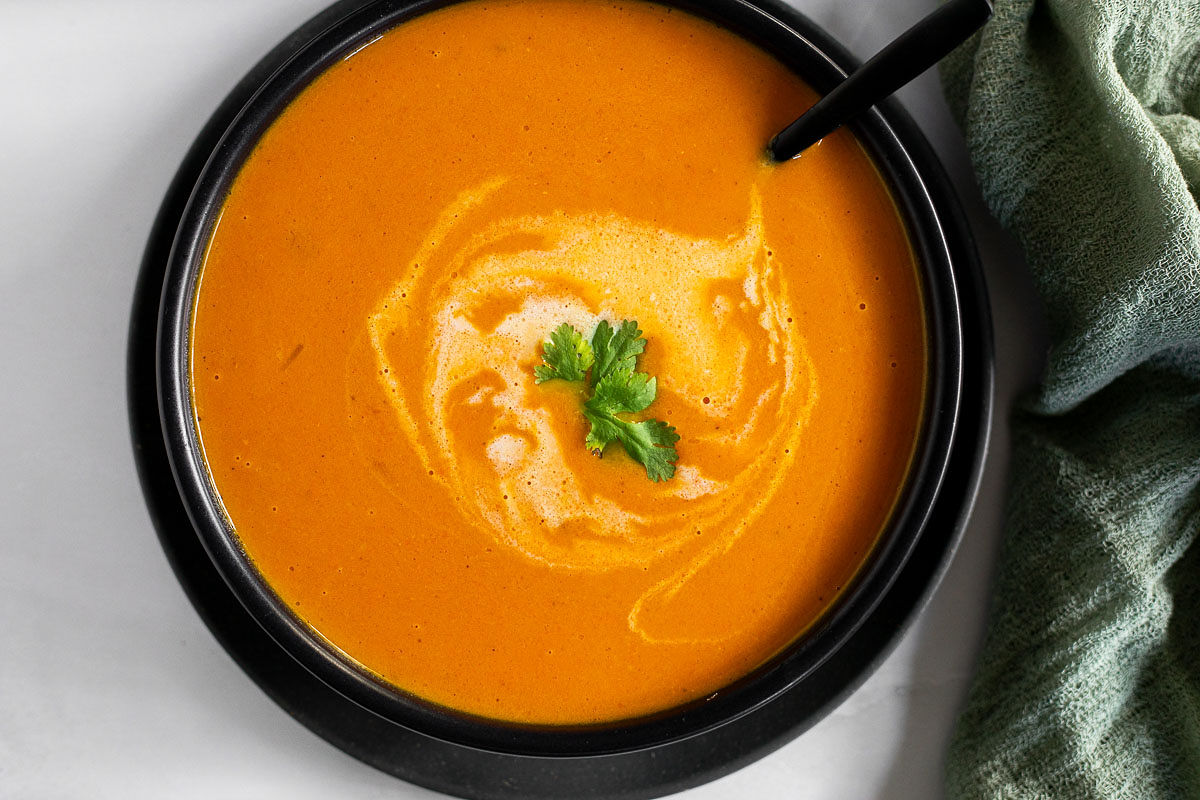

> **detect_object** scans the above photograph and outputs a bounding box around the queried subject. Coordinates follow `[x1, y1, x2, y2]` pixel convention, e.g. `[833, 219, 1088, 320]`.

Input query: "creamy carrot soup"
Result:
[190, 0, 926, 724]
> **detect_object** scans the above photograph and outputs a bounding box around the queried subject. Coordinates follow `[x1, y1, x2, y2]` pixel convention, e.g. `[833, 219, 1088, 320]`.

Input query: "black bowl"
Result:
[153, 0, 989, 772]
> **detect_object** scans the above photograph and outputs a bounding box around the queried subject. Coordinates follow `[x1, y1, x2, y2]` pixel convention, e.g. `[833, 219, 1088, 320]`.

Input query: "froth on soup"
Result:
[190, 0, 927, 724]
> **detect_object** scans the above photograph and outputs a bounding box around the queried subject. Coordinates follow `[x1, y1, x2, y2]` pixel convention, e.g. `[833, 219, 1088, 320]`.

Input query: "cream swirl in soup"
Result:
[368, 177, 817, 639]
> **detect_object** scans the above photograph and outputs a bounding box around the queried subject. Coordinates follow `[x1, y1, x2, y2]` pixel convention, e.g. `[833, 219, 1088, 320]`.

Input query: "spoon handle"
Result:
[768, 0, 993, 162]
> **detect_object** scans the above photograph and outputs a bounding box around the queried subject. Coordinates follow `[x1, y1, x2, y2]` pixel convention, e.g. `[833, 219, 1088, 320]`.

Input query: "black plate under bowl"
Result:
[129, 0, 993, 795]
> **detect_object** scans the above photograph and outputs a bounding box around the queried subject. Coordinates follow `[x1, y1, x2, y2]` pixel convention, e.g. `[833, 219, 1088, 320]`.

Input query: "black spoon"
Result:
[768, 0, 994, 162]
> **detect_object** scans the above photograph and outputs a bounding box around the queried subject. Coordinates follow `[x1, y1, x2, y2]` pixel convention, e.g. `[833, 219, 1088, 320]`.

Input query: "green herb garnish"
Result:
[534, 320, 679, 482]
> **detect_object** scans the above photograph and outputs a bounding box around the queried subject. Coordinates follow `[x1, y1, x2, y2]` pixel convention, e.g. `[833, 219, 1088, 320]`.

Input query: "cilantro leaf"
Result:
[590, 319, 646, 386]
[589, 369, 656, 415]
[534, 323, 594, 383]
[533, 318, 679, 482]
[582, 408, 679, 482]
[581, 406, 624, 455]
[615, 418, 680, 482]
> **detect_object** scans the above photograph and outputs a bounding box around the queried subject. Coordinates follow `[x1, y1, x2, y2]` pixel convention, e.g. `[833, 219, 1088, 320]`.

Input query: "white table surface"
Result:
[0, 1, 1045, 797]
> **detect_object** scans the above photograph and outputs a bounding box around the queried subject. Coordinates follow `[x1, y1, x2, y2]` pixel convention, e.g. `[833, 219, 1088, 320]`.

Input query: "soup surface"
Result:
[191, 0, 926, 724]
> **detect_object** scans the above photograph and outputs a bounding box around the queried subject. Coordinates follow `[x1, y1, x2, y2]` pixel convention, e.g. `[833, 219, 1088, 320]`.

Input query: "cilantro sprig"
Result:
[534, 320, 679, 481]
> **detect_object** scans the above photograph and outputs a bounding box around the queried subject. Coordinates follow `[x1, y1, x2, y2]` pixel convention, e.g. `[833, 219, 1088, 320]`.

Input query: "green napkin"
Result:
[940, 0, 1200, 797]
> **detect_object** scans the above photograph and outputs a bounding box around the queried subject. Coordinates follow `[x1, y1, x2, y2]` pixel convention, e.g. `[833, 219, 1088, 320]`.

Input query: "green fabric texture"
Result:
[940, 0, 1200, 797]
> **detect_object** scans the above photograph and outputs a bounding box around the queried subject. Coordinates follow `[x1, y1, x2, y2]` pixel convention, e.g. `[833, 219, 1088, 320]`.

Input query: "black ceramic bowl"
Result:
[154, 0, 988, 775]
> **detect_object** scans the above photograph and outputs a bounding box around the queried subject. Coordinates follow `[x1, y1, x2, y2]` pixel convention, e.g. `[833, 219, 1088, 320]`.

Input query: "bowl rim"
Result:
[157, 0, 965, 758]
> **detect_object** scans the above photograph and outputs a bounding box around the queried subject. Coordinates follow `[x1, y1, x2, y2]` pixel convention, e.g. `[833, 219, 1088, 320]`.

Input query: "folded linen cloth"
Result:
[940, 0, 1200, 797]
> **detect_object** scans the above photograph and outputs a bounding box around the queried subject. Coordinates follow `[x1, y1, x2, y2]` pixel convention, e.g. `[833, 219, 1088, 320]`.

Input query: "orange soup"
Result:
[190, 0, 926, 724]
